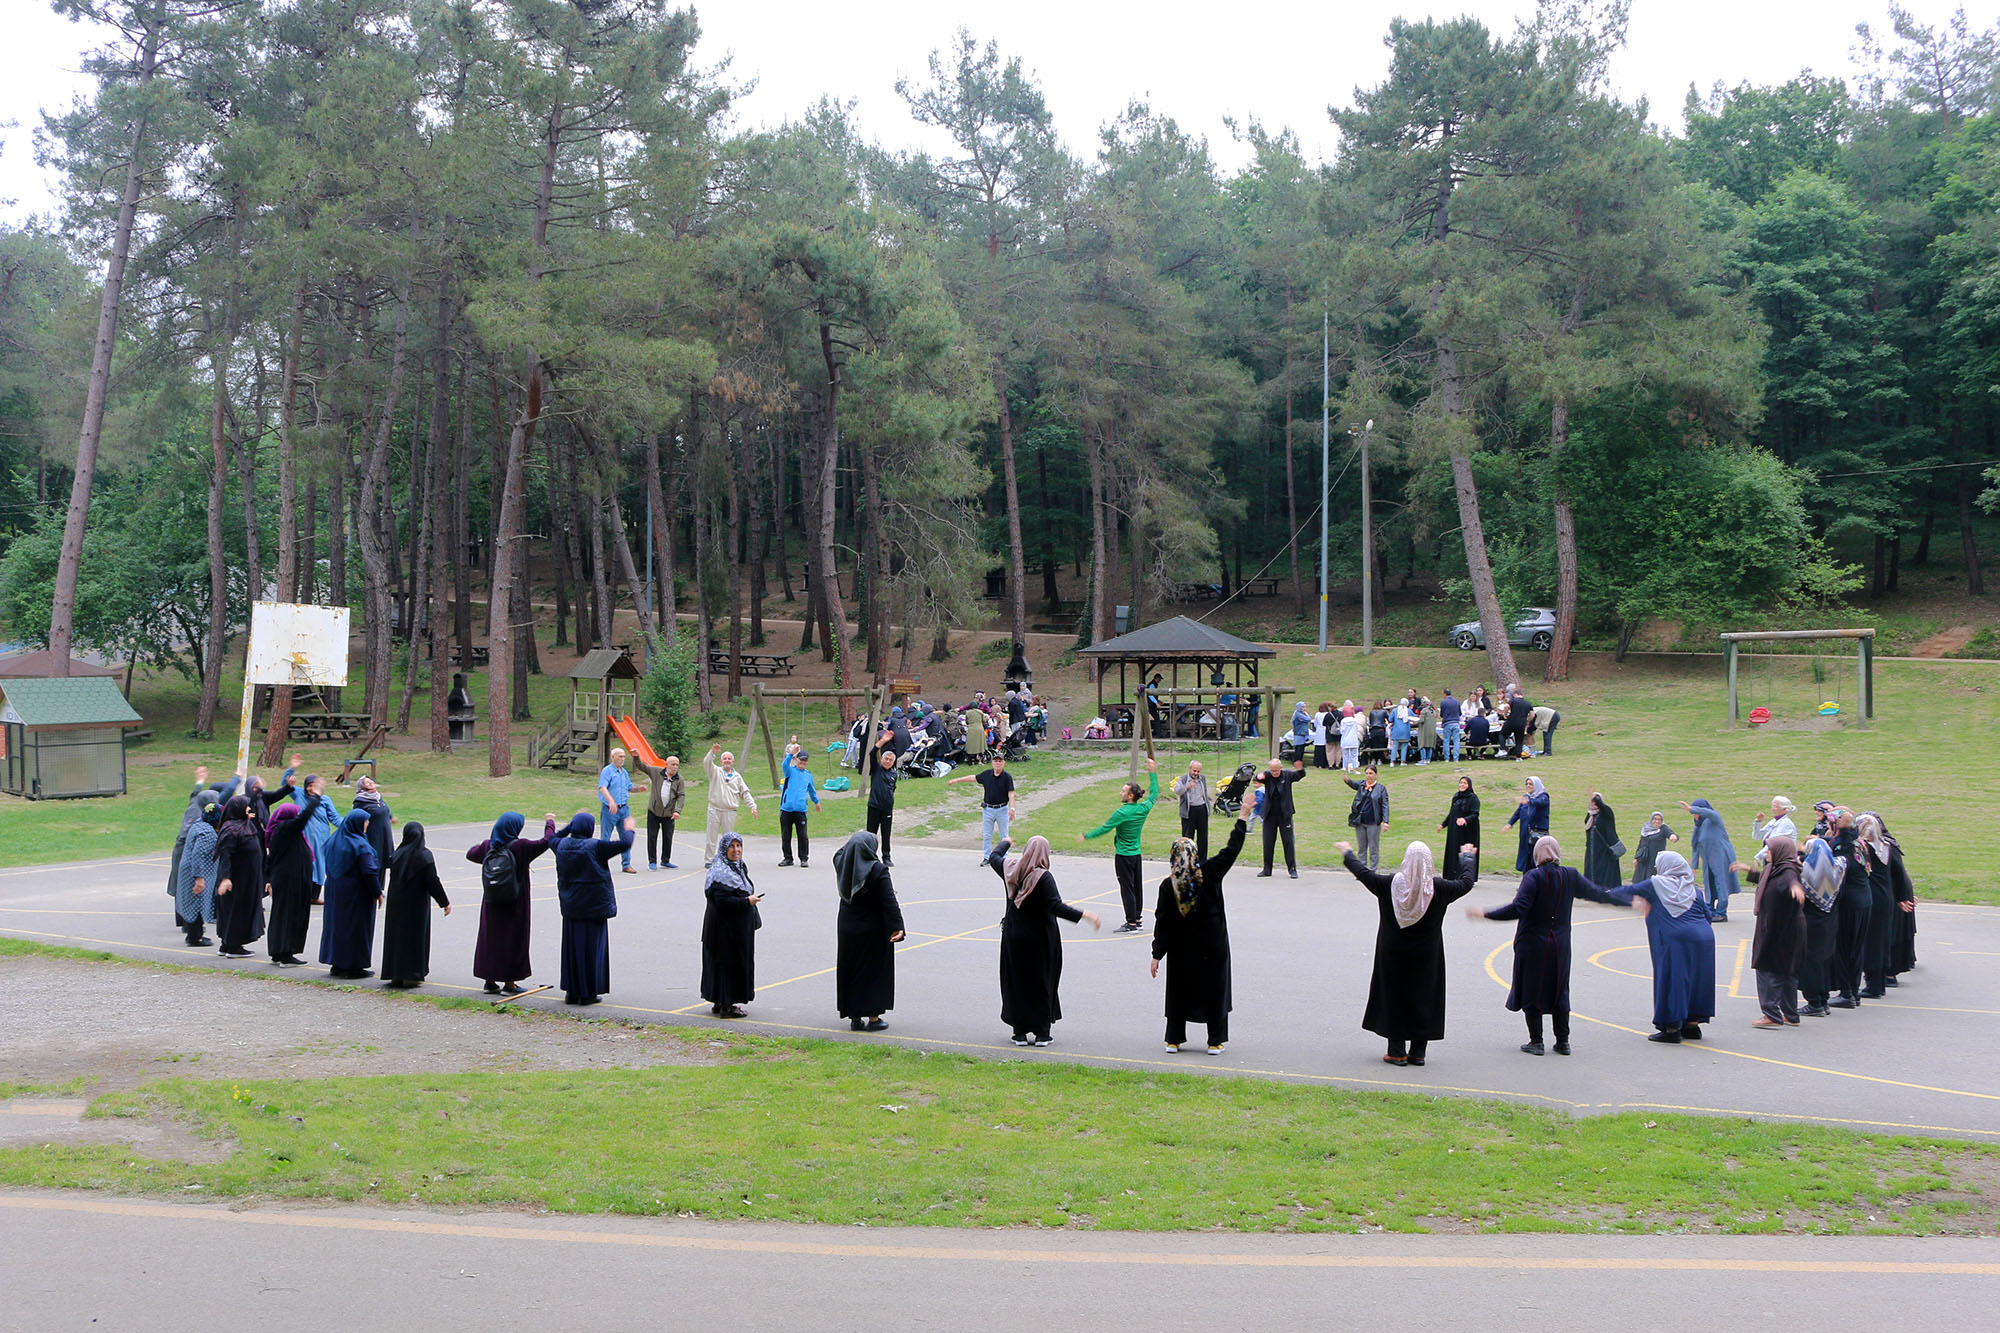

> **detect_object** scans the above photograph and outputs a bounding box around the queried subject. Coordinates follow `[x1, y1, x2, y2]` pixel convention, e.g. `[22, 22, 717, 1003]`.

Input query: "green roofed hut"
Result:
[1076, 615, 1281, 749]
[0, 675, 144, 799]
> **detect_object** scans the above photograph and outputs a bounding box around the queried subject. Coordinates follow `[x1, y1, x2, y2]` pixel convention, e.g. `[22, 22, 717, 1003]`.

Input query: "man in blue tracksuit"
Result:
[778, 749, 821, 867]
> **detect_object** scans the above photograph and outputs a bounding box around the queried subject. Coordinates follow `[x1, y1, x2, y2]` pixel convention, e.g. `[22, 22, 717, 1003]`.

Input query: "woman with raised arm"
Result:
[1151, 802, 1251, 1055]
[1466, 836, 1625, 1057]
[552, 810, 634, 1007]
[1590, 851, 1715, 1043]
[988, 835, 1102, 1048]
[467, 812, 557, 996]
[212, 796, 267, 960]
[1335, 837, 1479, 1067]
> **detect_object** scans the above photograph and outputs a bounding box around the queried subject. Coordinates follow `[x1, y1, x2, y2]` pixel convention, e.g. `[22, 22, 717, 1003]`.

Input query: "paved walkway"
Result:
[4, 832, 1997, 1138]
[5, 1191, 1998, 1329]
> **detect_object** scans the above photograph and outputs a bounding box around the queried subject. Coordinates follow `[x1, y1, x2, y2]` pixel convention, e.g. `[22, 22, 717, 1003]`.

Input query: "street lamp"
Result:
[1348, 419, 1374, 655]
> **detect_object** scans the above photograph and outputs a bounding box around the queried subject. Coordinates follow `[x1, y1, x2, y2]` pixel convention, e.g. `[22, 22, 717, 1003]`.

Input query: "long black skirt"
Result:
[560, 917, 610, 1003]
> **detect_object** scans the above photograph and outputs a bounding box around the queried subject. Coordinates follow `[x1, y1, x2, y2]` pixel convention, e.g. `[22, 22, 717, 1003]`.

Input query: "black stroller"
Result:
[1214, 761, 1259, 815]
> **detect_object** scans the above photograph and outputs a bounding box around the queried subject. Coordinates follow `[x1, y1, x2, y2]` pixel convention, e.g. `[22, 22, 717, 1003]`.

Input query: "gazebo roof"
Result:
[1076, 615, 1276, 661]
[0, 675, 143, 727]
[568, 648, 642, 681]
[0, 649, 123, 678]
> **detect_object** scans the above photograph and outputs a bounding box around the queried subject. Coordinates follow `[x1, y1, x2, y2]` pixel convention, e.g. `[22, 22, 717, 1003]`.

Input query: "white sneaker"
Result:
[1206, 1044, 1225, 1055]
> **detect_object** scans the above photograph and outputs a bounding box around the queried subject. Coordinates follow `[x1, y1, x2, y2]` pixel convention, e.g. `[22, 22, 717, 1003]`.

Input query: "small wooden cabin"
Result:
[0, 676, 144, 799]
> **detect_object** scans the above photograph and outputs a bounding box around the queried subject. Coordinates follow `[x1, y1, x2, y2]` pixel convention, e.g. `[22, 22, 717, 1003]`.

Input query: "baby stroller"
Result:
[898, 728, 945, 776]
[1000, 719, 1033, 761]
[1214, 761, 1259, 815]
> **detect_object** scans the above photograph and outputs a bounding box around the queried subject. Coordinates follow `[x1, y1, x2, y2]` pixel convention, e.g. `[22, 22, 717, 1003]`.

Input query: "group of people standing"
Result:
[1290, 687, 1560, 771]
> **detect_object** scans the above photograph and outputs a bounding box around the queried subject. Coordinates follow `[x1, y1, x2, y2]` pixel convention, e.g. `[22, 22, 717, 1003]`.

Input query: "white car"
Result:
[1446, 607, 1566, 652]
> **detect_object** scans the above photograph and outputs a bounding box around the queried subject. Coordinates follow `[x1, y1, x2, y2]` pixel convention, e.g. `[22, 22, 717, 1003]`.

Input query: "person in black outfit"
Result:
[866, 746, 901, 866]
[380, 822, 452, 988]
[1336, 837, 1480, 1066]
[1466, 834, 1626, 1054]
[834, 830, 905, 1031]
[1502, 689, 1532, 758]
[1151, 803, 1251, 1054]
[987, 835, 1101, 1046]
[1255, 756, 1308, 878]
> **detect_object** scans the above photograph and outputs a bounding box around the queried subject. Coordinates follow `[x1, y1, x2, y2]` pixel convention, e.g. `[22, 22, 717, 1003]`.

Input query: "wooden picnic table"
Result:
[1170, 581, 1223, 602]
[287, 711, 371, 742]
[707, 650, 795, 678]
[1241, 576, 1281, 597]
[448, 643, 490, 667]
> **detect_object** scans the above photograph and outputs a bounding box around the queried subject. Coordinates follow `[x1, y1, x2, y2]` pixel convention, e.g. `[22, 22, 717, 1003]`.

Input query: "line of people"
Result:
[1289, 686, 1561, 771]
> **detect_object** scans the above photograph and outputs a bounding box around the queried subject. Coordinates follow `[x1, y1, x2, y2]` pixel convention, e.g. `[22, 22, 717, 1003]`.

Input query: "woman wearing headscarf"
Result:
[1415, 700, 1440, 766]
[1593, 851, 1715, 1043]
[1581, 793, 1623, 889]
[553, 810, 633, 1006]
[1884, 818, 1917, 985]
[1827, 808, 1874, 1008]
[173, 795, 223, 948]
[1743, 835, 1807, 1028]
[380, 823, 451, 988]
[264, 785, 323, 966]
[1334, 836, 1479, 1067]
[1752, 796, 1798, 851]
[1856, 812, 1898, 998]
[1440, 776, 1480, 881]
[1289, 701, 1312, 761]
[1466, 836, 1623, 1056]
[167, 769, 236, 931]
[1508, 777, 1551, 873]
[350, 778, 395, 894]
[467, 812, 556, 995]
[1796, 833, 1844, 1016]
[987, 835, 1102, 1047]
[701, 832, 762, 1017]
[319, 808, 382, 978]
[834, 830, 905, 1032]
[1682, 799, 1739, 922]
[1631, 812, 1677, 884]
[212, 796, 267, 959]
[301, 783, 338, 903]
[1151, 803, 1252, 1055]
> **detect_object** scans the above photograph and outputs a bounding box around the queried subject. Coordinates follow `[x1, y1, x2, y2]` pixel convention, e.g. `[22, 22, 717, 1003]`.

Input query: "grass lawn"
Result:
[1, 1024, 1991, 1235]
[1031, 647, 2000, 903]
[6, 638, 1995, 904]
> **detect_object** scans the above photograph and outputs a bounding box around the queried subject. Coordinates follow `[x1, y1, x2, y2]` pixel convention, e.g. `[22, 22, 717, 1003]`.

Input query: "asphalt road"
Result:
[5, 1191, 1998, 1330]
[3, 826, 1997, 1139]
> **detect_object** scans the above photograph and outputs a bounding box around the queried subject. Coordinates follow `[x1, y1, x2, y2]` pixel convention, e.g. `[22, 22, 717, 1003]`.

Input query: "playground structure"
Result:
[1722, 628, 1875, 728]
[741, 683, 890, 789]
[529, 648, 642, 770]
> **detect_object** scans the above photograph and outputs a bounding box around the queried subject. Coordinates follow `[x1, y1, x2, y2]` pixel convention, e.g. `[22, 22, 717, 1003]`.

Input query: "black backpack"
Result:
[481, 844, 518, 903]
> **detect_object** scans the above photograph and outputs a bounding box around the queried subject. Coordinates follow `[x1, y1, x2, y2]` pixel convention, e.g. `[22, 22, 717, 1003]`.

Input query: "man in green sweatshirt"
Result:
[1081, 758, 1159, 933]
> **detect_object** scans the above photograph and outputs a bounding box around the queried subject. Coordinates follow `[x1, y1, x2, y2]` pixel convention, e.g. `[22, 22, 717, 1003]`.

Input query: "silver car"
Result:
[1447, 606, 1564, 652]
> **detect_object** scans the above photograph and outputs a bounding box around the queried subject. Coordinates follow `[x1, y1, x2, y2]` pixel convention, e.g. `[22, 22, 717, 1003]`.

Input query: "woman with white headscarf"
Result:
[1594, 850, 1717, 1043]
[1150, 802, 1251, 1054]
[1466, 836, 1623, 1056]
[1334, 835, 1480, 1067]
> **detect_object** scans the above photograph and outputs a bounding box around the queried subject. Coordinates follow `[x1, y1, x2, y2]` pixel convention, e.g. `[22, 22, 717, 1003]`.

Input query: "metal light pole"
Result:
[1350, 419, 1374, 654]
[1317, 313, 1330, 653]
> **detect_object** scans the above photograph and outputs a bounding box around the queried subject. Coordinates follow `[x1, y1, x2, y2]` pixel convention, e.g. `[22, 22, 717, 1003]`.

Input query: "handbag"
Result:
[1609, 838, 1627, 859]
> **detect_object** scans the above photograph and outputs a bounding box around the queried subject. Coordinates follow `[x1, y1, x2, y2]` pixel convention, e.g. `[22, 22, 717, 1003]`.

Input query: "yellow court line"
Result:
[1728, 938, 1749, 1000]
[1584, 944, 1653, 982]
[6, 1196, 1999, 1272]
[1481, 936, 2000, 1102]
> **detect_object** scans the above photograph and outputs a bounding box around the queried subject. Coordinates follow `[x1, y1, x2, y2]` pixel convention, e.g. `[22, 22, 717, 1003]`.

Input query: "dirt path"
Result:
[1911, 625, 1978, 658]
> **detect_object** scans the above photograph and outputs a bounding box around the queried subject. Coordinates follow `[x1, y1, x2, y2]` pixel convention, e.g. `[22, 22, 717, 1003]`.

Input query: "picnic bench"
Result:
[1241, 576, 1281, 597]
[707, 649, 795, 678]
[287, 711, 371, 742]
[449, 643, 490, 668]
[1170, 581, 1224, 602]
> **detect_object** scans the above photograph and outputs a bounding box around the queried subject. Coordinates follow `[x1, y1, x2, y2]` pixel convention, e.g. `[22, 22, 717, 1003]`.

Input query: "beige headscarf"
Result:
[1388, 841, 1437, 929]
[1003, 835, 1053, 908]
[1168, 837, 1202, 916]
[1533, 835, 1562, 866]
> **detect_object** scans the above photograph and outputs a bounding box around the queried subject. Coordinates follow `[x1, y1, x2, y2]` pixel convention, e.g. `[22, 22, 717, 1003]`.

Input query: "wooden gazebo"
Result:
[1076, 616, 1277, 743]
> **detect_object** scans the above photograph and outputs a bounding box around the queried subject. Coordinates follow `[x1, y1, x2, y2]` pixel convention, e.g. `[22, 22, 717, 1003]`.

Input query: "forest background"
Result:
[0, 0, 1996, 779]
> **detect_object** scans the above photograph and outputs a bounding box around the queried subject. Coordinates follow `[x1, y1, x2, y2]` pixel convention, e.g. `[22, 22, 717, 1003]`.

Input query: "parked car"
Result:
[1445, 606, 1571, 652]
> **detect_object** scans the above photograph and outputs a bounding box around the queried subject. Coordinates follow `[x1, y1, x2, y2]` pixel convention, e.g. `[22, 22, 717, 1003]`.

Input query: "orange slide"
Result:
[608, 715, 667, 769]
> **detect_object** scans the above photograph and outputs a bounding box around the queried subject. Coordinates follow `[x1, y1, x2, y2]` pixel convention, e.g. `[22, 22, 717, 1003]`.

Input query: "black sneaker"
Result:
[1520, 1041, 1545, 1056]
[1553, 1041, 1571, 1055]
[1011, 1034, 1031, 1046]
[778, 858, 794, 867]
[1255, 870, 1273, 878]
[1288, 871, 1299, 879]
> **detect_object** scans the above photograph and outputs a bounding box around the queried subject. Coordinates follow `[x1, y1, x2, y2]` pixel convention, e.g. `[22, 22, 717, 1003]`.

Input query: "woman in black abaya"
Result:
[265, 791, 321, 966]
[1336, 837, 1480, 1066]
[1439, 777, 1480, 881]
[988, 835, 1102, 1047]
[701, 832, 762, 1017]
[381, 822, 451, 987]
[212, 796, 267, 959]
[553, 811, 632, 1006]
[1582, 793, 1623, 889]
[833, 831, 905, 1031]
[1151, 803, 1251, 1055]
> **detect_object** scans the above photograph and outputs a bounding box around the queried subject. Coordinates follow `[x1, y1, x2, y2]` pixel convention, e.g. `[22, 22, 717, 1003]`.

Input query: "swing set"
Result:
[741, 682, 891, 789]
[1722, 628, 1875, 728]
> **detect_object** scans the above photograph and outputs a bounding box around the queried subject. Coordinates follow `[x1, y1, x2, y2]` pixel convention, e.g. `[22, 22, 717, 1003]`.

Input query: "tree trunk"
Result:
[796, 414, 822, 654]
[995, 357, 1028, 647]
[426, 281, 455, 754]
[1546, 396, 1578, 683]
[511, 526, 533, 720]
[857, 435, 891, 685]
[690, 418, 714, 713]
[354, 260, 414, 731]
[1085, 419, 1111, 650]
[723, 420, 744, 702]
[812, 323, 851, 686]
[195, 325, 232, 737]
[1960, 481, 1985, 596]
[1913, 509, 1934, 565]
[589, 477, 612, 648]
[300, 476, 317, 605]
[49, 18, 161, 674]
[396, 437, 431, 735]
[259, 286, 308, 767]
[452, 354, 473, 660]
[748, 433, 768, 647]
[1449, 441, 1522, 695]
[1282, 289, 1303, 604]
[645, 428, 677, 644]
[486, 361, 540, 775]
[550, 436, 572, 647]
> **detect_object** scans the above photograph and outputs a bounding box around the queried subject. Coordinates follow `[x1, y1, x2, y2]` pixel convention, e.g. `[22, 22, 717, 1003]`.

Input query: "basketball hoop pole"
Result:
[233, 675, 258, 779]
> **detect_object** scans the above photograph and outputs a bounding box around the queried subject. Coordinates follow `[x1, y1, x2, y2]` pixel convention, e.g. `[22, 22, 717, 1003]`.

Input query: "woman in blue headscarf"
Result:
[1681, 799, 1739, 922]
[319, 808, 382, 978]
[174, 796, 223, 948]
[467, 811, 557, 995]
[1508, 776, 1551, 872]
[552, 810, 633, 1005]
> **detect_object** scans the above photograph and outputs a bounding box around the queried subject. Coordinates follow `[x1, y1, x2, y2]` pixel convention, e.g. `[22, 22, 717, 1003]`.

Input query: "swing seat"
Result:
[823, 776, 851, 792]
[1747, 707, 1772, 725]
[1817, 702, 1841, 716]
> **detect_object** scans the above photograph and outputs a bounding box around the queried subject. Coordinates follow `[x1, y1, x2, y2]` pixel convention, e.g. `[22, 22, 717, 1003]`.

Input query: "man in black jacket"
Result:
[1256, 756, 1308, 878]
[866, 746, 901, 866]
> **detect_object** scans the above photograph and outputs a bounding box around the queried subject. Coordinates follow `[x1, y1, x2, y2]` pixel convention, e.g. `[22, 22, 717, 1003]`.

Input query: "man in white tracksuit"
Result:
[704, 744, 759, 864]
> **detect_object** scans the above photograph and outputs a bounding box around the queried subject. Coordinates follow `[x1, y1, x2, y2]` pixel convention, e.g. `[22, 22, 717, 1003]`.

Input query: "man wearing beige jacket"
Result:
[704, 744, 759, 864]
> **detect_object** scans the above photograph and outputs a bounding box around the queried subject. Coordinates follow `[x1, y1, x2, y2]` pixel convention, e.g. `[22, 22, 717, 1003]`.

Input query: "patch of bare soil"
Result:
[1911, 625, 1978, 658]
[0, 954, 718, 1093]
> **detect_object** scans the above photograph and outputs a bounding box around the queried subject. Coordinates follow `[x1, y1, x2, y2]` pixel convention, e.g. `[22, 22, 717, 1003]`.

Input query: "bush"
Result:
[639, 635, 701, 760]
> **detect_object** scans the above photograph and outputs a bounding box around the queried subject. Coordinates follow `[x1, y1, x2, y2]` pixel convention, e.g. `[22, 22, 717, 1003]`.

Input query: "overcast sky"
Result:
[0, 1, 1986, 224]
